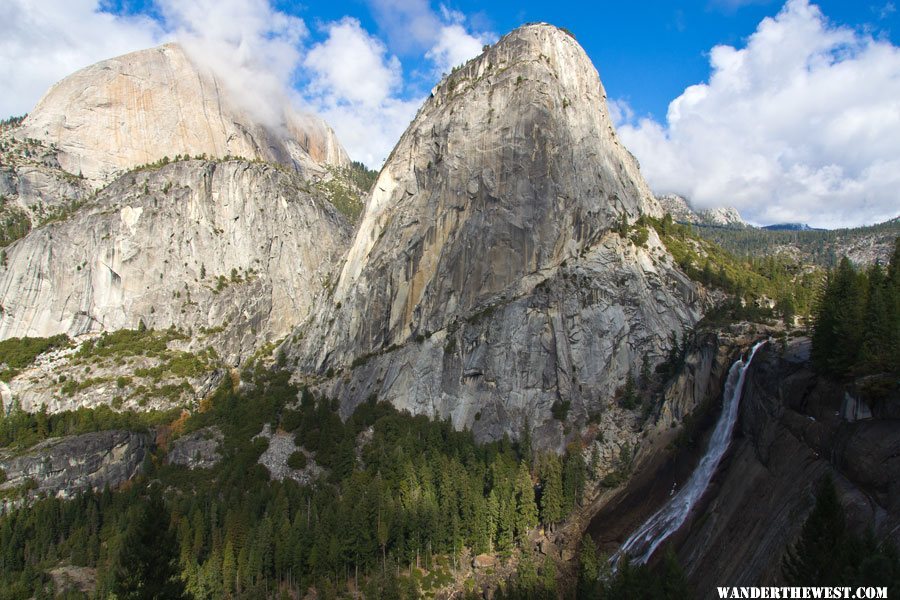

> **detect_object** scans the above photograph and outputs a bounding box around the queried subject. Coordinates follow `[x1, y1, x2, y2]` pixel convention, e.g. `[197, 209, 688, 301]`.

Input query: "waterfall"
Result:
[610, 339, 767, 569]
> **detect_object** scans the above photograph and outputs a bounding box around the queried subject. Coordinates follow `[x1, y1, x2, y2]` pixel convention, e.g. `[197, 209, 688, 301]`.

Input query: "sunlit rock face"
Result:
[286, 24, 704, 448]
[19, 43, 348, 184]
[0, 160, 351, 363]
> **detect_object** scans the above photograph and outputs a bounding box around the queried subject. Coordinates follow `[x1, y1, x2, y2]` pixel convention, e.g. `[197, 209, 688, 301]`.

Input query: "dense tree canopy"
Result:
[812, 238, 900, 379]
[0, 367, 590, 598]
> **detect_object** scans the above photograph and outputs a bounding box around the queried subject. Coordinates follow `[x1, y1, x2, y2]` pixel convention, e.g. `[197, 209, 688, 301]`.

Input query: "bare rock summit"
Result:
[18, 43, 349, 183]
[656, 193, 746, 227]
[286, 24, 704, 447]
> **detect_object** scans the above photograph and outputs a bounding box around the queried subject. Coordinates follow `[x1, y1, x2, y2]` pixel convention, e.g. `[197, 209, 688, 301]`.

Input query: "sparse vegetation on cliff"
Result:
[0, 334, 71, 380]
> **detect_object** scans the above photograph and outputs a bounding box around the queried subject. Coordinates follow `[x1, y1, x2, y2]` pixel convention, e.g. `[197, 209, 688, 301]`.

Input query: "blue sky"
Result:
[3, 0, 900, 227]
[99, 0, 900, 123]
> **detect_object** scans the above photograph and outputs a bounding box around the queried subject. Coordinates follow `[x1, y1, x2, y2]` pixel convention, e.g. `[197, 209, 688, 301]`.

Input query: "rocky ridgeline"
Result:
[655, 193, 746, 227]
[0, 135, 93, 235]
[1, 25, 710, 499]
[284, 24, 704, 449]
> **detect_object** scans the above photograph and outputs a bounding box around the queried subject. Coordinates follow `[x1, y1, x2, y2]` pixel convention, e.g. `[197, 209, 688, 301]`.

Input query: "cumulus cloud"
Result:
[304, 18, 403, 108]
[426, 8, 493, 76]
[368, 0, 494, 75]
[1, 0, 493, 168]
[156, 0, 308, 130]
[303, 18, 421, 167]
[617, 0, 900, 228]
[301, 3, 493, 166]
[0, 0, 164, 117]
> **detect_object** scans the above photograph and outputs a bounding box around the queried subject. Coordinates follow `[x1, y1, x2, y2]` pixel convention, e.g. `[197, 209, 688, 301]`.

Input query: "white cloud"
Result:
[426, 23, 491, 75]
[0, 0, 492, 169]
[156, 0, 308, 130]
[608, 98, 636, 128]
[0, 0, 164, 117]
[302, 18, 422, 167]
[617, 0, 900, 228]
[301, 2, 494, 167]
[304, 18, 402, 108]
[368, 0, 494, 76]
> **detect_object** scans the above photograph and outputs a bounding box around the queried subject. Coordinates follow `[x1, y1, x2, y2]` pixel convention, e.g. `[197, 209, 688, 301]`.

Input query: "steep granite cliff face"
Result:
[0, 160, 351, 362]
[673, 339, 900, 593]
[0, 430, 150, 501]
[17, 43, 349, 184]
[286, 24, 704, 446]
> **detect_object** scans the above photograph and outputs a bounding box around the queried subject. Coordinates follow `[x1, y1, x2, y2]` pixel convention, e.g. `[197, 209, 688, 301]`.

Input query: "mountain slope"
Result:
[0, 160, 351, 363]
[286, 24, 704, 446]
[693, 217, 900, 267]
[17, 43, 349, 183]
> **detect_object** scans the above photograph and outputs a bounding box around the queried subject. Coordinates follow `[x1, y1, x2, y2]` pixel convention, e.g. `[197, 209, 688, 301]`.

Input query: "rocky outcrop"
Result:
[285, 24, 703, 447]
[656, 194, 746, 227]
[675, 339, 900, 593]
[0, 134, 92, 249]
[0, 152, 91, 217]
[254, 424, 323, 485]
[0, 430, 150, 500]
[167, 426, 223, 469]
[0, 160, 351, 362]
[18, 43, 349, 184]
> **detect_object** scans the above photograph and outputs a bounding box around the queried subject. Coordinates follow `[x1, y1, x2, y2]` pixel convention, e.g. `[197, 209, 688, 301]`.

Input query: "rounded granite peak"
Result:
[503, 22, 582, 45]
[18, 42, 348, 184]
[288, 21, 679, 425]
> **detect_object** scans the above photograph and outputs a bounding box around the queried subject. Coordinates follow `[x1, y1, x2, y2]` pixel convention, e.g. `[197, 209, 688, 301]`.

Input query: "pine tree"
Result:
[538, 455, 563, 527]
[861, 263, 891, 372]
[562, 448, 586, 513]
[577, 534, 600, 598]
[659, 546, 692, 599]
[782, 476, 848, 586]
[109, 489, 186, 600]
[514, 462, 538, 543]
[640, 355, 651, 390]
[812, 258, 867, 377]
[621, 372, 637, 409]
[222, 539, 236, 597]
[518, 420, 533, 466]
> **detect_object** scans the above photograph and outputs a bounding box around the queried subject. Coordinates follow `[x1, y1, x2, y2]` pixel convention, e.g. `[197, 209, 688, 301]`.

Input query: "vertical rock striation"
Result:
[286, 24, 704, 447]
[0, 160, 351, 361]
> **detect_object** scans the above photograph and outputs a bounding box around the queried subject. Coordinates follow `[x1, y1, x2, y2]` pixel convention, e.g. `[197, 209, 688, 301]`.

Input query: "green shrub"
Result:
[287, 450, 307, 470]
[551, 399, 571, 421]
[630, 226, 649, 247]
[0, 334, 70, 379]
[280, 409, 302, 432]
[75, 327, 186, 361]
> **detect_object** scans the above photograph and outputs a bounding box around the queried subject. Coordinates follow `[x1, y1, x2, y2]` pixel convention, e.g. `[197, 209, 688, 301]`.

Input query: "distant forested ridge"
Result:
[690, 218, 899, 268]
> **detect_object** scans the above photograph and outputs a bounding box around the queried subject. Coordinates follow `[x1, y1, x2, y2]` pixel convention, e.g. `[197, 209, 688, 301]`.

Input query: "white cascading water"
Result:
[610, 340, 767, 569]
